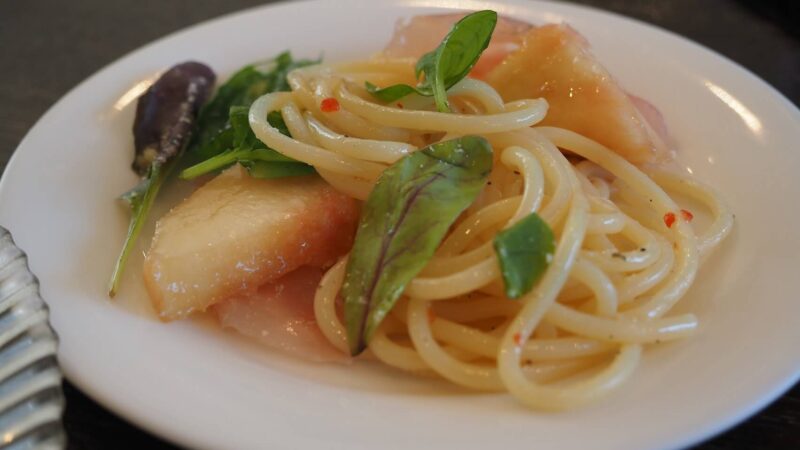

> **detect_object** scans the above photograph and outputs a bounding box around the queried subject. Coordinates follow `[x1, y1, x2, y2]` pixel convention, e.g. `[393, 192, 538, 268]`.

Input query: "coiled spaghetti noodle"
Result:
[248, 59, 734, 410]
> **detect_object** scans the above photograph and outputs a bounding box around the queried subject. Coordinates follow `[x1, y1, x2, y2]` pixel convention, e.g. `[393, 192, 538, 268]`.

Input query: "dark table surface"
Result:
[1, 0, 798, 449]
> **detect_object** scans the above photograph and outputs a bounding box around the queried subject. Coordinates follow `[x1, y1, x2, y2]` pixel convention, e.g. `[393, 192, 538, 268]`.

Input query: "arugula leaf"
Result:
[493, 212, 556, 299]
[229, 105, 264, 148]
[109, 161, 172, 296]
[269, 51, 311, 92]
[365, 10, 497, 111]
[266, 110, 291, 137]
[243, 161, 316, 179]
[191, 66, 269, 158]
[179, 147, 294, 179]
[343, 136, 493, 355]
[197, 127, 235, 159]
[180, 106, 312, 180]
[191, 52, 317, 159]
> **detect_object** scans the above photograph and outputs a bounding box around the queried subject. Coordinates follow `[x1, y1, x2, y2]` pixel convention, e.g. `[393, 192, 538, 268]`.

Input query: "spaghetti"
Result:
[248, 59, 734, 410]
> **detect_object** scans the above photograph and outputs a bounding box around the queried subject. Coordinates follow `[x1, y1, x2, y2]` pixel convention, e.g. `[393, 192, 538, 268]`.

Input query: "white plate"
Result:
[2, 1, 799, 449]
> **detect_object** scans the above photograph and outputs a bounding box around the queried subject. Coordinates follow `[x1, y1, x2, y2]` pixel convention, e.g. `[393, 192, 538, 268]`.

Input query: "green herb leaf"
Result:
[242, 161, 316, 179]
[343, 136, 493, 355]
[267, 110, 291, 137]
[108, 161, 172, 296]
[365, 81, 420, 103]
[198, 127, 235, 159]
[418, 10, 497, 112]
[191, 52, 317, 159]
[179, 147, 296, 179]
[191, 66, 270, 158]
[493, 212, 556, 299]
[179, 106, 312, 180]
[364, 10, 497, 111]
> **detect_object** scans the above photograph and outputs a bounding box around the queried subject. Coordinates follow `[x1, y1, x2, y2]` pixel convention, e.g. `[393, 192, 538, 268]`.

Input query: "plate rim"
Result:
[2, 1, 799, 449]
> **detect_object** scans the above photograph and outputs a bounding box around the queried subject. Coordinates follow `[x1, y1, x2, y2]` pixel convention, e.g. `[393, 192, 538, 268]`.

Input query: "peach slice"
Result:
[143, 165, 359, 321]
[485, 24, 672, 164]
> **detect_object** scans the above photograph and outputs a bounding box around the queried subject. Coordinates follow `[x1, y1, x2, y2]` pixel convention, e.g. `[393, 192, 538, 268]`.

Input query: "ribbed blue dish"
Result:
[0, 227, 65, 449]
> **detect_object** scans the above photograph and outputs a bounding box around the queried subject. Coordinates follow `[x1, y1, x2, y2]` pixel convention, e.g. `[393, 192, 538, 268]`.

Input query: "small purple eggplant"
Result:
[132, 62, 215, 175]
[110, 62, 216, 296]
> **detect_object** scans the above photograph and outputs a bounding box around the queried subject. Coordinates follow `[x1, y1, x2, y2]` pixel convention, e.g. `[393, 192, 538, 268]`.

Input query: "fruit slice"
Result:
[214, 266, 348, 363]
[143, 165, 359, 321]
[485, 24, 672, 164]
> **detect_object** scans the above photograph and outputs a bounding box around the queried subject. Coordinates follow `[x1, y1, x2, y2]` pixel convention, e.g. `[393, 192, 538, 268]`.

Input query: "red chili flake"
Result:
[513, 332, 522, 346]
[396, 102, 404, 109]
[663, 212, 676, 228]
[320, 97, 340, 112]
[680, 209, 694, 222]
[427, 308, 436, 324]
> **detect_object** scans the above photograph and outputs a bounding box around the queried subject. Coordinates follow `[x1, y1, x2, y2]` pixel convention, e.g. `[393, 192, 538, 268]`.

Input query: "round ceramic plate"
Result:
[1, 1, 798, 449]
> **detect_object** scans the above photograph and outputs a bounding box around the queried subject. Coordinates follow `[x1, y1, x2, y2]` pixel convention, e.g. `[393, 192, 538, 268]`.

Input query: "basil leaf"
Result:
[191, 52, 317, 159]
[493, 212, 556, 299]
[343, 136, 493, 355]
[418, 10, 497, 112]
[365, 81, 420, 103]
[364, 10, 497, 111]
[414, 51, 436, 80]
[414, 49, 445, 110]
